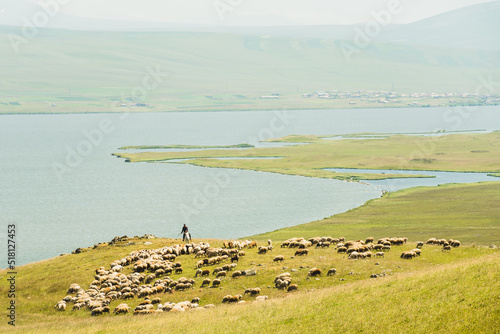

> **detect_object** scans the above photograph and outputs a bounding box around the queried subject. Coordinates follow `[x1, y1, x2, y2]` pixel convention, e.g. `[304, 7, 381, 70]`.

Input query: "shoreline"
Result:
[1, 102, 499, 116]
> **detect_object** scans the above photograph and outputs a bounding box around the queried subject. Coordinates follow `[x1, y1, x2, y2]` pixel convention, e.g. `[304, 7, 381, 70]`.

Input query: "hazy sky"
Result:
[1, 0, 497, 26]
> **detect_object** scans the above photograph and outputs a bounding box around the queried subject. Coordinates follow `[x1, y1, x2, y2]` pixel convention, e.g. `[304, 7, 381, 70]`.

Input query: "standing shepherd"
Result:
[180, 224, 191, 243]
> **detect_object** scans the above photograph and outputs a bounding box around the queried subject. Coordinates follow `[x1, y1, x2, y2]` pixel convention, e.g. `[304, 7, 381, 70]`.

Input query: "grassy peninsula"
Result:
[119, 144, 254, 150]
[113, 132, 500, 181]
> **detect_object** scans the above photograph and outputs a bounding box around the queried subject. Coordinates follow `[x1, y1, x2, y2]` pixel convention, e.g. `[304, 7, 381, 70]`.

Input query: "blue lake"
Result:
[1, 106, 499, 266]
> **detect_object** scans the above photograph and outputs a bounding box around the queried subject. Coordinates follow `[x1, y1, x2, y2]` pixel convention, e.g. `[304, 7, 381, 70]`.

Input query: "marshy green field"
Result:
[114, 132, 500, 181]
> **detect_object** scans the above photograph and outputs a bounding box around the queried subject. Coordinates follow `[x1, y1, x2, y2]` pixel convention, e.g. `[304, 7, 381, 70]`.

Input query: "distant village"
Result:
[262, 90, 500, 107]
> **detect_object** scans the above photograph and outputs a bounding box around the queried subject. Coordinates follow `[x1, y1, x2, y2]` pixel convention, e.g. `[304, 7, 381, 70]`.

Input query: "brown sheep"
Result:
[287, 284, 299, 292]
[273, 255, 285, 263]
[308, 268, 322, 277]
[122, 292, 134, 300]
[337, 247, 347, 253]
[326, 268, 337, 276]
[231, 271, 242, 279]
[401, 251, 416, 259]
[201, 278, 211, 287]
[244, 288, 261, 296]
[295, 249, 309, 256]
[201, 269, 210, 277]
[222, 295, 242, 303]
[212, 279, 221, 287]
[175, 267, 183, 274]
[442, 245, 452, 252]
[216, 271, 227, 278]
[258, 246, 268, 254]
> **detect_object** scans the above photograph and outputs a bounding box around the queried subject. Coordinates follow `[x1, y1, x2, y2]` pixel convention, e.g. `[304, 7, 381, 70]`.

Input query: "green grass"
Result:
[0, 236, 498, 333]
[251, 182, 500, 245]
[1, 179, 499, 332]
[114, 132, 500, 180]
[118, 144, 254, 150]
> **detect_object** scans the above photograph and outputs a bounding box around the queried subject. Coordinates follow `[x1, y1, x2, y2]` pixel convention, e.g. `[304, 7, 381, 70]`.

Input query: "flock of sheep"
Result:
[55, 236, 460, 316]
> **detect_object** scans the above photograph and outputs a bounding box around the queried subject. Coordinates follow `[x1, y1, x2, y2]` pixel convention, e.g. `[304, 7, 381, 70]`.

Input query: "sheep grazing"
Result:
[175, 267, 183, 274]
[216, 271, 227, 278]
[308, 268, 322, 277]
[449, 239, 461, 247]
[191, 297, 200, 304]
[348, 251, 360, 260]
[201, 269, 210, 277]
[412, 249, 422, 256]
[138, 298, 152, 306]
[151, 297, 161, 304]
[258, 246, 268, 254]
[294, 249, 309, 256]
[231, 271, 242, 279]
[91, 307, 105, 316]
[287, 284, 299, 292]
[212, 279, 221, 288]
[55, 301, 66, 311]
[382, 245, 391, 252]
[67, 283, 81, 294]
[201, 278, 211, 287]
[273, 255, 285, 263]
[374, 252, 385, 258]
[400, 250, 416, 259]
[231, 254, 239, 263]
[222, 295, 242, 303]
[442, 245, 452, 252]
[244, 287, 261, 296]
[416, 241, 424, 248]
[274, 272, 292, 290]
[327, 268, 337, 276]
[337, 247, 347, 253]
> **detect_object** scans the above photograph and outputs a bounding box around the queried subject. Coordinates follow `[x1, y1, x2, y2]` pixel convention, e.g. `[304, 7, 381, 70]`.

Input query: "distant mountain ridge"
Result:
[0, 2, 498, 99]
[0, 1, 498, 51]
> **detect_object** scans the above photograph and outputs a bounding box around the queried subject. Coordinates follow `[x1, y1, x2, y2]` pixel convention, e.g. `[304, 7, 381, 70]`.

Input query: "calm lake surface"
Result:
[1, 106, 499, 266]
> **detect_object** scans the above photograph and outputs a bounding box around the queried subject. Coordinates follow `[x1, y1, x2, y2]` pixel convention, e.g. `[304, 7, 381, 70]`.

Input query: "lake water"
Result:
[325, 168, 497, 191]
[1, 106, 499, 266]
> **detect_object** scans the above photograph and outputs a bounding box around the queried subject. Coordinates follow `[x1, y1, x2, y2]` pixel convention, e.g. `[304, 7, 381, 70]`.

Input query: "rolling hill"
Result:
[0, 2, 498, 110]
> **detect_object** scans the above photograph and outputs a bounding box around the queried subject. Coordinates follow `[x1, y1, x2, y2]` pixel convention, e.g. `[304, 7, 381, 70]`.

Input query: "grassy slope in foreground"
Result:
[1, 182, 499, 332]
[252, 182, 500, 245]
[114, 132, 500, 180]
[1, 250, 498, 333]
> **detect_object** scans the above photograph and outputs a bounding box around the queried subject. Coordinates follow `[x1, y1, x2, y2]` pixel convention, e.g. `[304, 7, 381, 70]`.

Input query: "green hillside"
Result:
[1, 26, 499, 113]
[1, 181, 499, 333]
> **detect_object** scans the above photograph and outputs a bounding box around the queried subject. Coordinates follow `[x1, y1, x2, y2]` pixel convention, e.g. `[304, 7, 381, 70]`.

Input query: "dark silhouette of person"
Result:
[181, 224, 188, 234]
